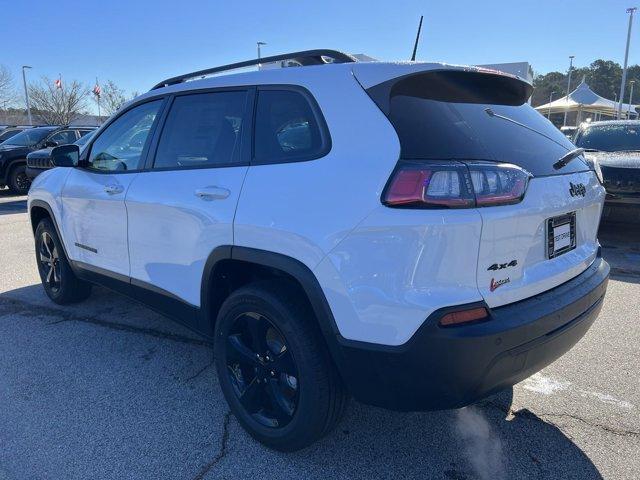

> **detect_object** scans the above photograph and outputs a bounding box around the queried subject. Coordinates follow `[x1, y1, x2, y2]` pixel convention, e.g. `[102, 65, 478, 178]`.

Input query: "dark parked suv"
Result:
[26, 129, 97, 180]
[0, 125, 95, 194]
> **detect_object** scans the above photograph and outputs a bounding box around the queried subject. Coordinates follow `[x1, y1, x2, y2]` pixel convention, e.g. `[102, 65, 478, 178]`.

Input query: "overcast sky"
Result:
[3, 0, 638, 113]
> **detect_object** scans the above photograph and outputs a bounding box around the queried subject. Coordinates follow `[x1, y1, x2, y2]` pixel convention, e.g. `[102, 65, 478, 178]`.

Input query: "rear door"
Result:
[125, 89, 252, 307]
[60, 99, 164, 276]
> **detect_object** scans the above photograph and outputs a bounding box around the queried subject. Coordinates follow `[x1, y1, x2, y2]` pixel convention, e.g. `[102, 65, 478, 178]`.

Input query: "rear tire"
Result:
[214, 280, 348, 451]
[35, 218, 92, 304]
[8, 164, 31, 195]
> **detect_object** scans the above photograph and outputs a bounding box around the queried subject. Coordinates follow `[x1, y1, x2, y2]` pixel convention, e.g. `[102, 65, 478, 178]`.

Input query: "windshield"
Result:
[2, 127, 56, 147]
[574, 124, 640, 152]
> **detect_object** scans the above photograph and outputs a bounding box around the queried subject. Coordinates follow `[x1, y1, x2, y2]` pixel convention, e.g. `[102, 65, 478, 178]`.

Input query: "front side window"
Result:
[153, 91, 248, 169]
[87, 100, 162, 172]
[254, 90, 326, 163]
[47, 130, 77, 146]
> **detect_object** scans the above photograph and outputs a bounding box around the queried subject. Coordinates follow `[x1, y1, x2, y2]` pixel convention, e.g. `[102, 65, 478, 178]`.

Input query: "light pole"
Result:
[629, 80, 636, 118]
[257, 41, 267, 69]
[563, 55, 575, 127]
[548, 91, 555, 119]
[618, 7, 637, 118]
[21, 65, 33, 126]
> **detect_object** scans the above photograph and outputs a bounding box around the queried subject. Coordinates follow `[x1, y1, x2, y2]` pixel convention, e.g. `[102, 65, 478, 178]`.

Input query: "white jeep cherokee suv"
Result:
[28, 50, 609, 451]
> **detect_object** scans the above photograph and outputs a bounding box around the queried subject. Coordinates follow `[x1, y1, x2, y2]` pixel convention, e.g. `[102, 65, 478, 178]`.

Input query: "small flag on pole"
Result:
[54, 77, 62, 89]
[93, 82, 101, 97]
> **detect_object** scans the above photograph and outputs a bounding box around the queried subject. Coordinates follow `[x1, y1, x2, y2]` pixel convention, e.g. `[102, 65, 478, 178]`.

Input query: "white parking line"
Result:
[521, 373, 635, 410]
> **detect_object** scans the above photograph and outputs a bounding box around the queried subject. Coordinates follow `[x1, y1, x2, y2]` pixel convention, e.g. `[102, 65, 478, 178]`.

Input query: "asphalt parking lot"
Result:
[0, 190, 638, 480]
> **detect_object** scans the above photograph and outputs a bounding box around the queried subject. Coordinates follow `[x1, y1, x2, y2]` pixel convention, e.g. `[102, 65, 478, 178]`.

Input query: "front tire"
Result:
[214, 281, 348, 451]
[8, 164, 31, 195]
[35, 219, 92, 304]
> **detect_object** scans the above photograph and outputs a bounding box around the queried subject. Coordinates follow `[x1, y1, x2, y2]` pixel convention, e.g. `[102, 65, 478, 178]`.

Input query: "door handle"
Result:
[104, 184, 124, 195]
[195, 186, 230, 200]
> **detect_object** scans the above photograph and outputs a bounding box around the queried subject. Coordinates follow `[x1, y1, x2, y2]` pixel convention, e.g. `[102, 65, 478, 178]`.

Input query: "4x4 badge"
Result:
[487, 260, 517, 271]
[569, 182, 586, 197]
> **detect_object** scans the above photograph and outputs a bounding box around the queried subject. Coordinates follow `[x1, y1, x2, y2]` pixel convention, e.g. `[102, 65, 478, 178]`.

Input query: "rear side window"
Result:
[370, 72, 589, 176]
[254, 89, 327, 164]
[154, 91, 248, 169]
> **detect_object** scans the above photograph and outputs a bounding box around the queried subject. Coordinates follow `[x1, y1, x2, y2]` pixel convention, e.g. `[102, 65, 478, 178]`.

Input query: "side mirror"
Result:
[44, 140, 58, 148]
[51, 144, 80, 167]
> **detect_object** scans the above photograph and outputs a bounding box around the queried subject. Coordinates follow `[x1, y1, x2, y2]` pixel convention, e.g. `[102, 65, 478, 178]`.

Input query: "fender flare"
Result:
[200, 245, 342, 346]
[28, 199, 72, 260]
[3, 158, 27, 182]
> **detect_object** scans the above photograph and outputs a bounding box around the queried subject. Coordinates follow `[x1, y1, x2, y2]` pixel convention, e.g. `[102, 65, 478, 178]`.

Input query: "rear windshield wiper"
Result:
[553, 148, 585, 170]
[484, 108, 570, 151]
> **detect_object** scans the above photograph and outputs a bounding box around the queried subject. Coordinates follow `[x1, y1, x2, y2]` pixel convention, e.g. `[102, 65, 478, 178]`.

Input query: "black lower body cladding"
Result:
[330, 256, 609, 411]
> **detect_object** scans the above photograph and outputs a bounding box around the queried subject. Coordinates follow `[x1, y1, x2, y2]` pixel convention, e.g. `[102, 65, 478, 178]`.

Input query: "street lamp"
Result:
[629, 80, 636, 118]
[257, 42, 267, 70]
[22, 65, 33, 126]
[563, 55, 575, 127]
[618, 7, 637, 118]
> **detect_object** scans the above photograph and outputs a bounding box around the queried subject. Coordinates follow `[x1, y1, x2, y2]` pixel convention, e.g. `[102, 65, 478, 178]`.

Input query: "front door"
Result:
[60, 99, 164, 276]
[126, 90, 252, 306]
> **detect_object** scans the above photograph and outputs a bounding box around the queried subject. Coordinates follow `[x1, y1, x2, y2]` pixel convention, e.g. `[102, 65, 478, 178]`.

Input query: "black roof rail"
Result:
[150, 49, 357, 90]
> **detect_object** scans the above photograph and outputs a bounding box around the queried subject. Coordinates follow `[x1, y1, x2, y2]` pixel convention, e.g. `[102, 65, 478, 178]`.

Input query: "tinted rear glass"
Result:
[369, 73, 589, 176]
[574, 124, 640, 152]
[254, 90, 326, 164]
[0, 129, 22, 142]
[2, 127, 56, 147]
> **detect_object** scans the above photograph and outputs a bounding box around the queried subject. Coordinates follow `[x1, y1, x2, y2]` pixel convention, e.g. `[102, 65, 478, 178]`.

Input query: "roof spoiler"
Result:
[365, 69, 533, 116]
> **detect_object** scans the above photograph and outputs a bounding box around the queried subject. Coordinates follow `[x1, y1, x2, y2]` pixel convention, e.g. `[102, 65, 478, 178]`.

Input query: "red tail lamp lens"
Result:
[384, 169, 432, 205]
[439, 307, 489, 327]
[383, 161, 530, 208]
[383, 162, 475, 208]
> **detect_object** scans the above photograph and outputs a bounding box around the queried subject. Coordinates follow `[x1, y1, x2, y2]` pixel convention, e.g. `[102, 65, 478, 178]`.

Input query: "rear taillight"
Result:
[383, 160, 531, 208]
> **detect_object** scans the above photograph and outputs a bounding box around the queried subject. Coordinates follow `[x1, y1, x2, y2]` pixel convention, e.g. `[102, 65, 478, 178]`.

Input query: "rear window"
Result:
[574, 124, 640, 152]
[253, 89, 328, 164]
[369, 72, 589, 176]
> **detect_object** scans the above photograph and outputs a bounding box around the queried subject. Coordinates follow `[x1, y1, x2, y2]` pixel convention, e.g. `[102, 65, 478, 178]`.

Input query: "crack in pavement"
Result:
[0, 296, 213, 348]
[483, 401, 640, 438]
[193, 411, 232, 480]
[185, 358, 215, 382]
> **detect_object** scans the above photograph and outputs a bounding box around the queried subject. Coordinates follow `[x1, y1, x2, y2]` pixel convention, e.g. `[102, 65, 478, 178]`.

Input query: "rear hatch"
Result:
[355, 64, 605, 307]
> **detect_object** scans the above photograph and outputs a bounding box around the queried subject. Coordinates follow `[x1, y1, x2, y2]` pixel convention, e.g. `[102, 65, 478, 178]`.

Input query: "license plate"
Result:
[547, 212, 576, 259]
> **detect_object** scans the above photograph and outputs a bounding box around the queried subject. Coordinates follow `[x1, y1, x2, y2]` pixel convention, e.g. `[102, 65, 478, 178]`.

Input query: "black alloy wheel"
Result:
[215, 281, 349, 451]
[34, 219, 92, 304]
[9, 165, 31, 195]
[225, 311, 299, 428]
[38, 231, 61, 294]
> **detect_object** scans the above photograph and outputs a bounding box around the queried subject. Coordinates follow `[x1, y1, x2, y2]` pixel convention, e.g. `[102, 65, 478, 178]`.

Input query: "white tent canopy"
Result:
[535, 80, 638, 120]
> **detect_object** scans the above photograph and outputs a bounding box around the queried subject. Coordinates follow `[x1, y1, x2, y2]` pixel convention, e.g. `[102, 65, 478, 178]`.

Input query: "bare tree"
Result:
[95, 79, 127, 116]
[0, 65, 17, 108]
[28, 77, 88, 125]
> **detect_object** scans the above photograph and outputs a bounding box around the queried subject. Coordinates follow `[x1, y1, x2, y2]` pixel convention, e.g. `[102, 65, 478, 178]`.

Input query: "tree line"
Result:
[532, 59, 640, 107]
[0, 65, 136, 125]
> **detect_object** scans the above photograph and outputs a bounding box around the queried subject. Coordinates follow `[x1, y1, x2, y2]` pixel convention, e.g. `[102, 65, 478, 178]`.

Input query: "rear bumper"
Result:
[330, 256, 609, 411]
